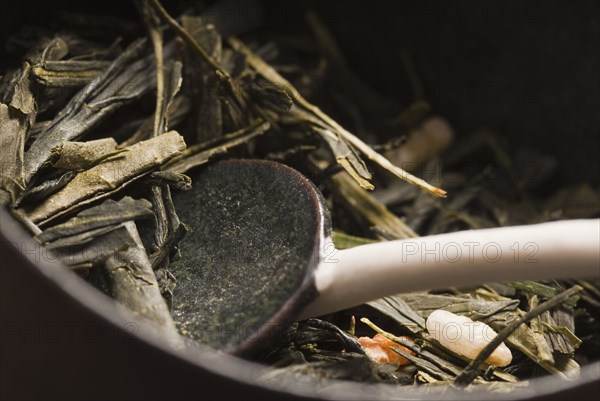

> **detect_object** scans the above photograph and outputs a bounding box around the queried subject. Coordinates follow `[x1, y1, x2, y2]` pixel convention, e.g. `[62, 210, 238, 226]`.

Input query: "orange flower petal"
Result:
[358, 336, 390, 363]
[358, 334, 415, 366]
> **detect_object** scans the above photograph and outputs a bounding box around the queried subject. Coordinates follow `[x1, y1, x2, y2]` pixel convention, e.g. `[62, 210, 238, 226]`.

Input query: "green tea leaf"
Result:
[36, 196, 154, 243]
[23, 38, 161, 187]
[24, 131, 186, 224]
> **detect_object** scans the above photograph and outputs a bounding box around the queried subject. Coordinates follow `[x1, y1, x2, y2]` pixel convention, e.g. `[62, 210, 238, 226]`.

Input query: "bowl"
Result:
[1, 1, 598, 399]
[2, 208, 599, 400]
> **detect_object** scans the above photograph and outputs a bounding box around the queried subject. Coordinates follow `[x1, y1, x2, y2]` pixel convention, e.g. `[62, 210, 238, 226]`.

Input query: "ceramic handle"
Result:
[302, 219, 600, 319]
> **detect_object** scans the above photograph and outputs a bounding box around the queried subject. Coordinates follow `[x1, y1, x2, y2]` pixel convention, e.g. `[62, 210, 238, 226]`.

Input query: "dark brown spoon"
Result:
[169, 159, 599, 356]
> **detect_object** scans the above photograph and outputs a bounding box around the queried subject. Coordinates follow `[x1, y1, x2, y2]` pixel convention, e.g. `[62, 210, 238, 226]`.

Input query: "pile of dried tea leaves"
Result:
[1, 1, 598, 394]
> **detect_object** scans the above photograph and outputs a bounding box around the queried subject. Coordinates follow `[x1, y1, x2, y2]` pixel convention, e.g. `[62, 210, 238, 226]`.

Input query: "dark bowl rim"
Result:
[1, 206, 598, 401]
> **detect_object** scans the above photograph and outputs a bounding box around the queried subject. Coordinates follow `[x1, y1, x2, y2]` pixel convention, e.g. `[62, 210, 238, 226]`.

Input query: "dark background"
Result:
[1, 0, 598, 184]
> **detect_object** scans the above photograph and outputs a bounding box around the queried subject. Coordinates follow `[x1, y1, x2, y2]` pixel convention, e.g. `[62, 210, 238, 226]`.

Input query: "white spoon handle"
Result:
[302, 219, 600, 319]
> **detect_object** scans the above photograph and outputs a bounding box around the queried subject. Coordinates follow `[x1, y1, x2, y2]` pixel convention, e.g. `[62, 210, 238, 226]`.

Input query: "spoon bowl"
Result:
[170, 159, 329, 355]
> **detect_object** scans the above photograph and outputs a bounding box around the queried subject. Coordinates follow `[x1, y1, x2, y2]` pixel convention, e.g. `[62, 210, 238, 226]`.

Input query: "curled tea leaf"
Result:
[24, 131, 186, 224]
[52, 138, 126, 171]
[165, 120, 270, 174]
[18, 171, 77, 205]
[147, 171, 192, 191]
[23, 38, 162, 187]
[36, 196, 154, 244]
[0, 61, 36, 204]
[32, 60, 110, 87]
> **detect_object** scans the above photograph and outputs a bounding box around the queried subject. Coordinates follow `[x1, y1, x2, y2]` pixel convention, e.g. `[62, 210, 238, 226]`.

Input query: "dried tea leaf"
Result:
[26, 37, 116, 113]
[137, 3, 190, 288]
[392, 347, 453, 381]
[2, 61, 37, 115]
[181, 17, 223, 142]
[146, 171, 192, 191]
[528, 296, 556, 364]
[50, 224, 129, 266]
[0, 103, 28, 204]
[315, 126, 373, 190]
[331, 230, 377, 250]
[216, 71, 251, 131]
[119, 90, 191, 147]
[244, 80, 293, 113]
[416, 370, 441, 384]
[18, 171, 77, 204]
[140, 0, 184, 140]
[165, 120, 270, 174]
[485, 311, 580, 379]
[297, 319, 364, 354]
[159, 61, 183, 134]
[23, 131, 186, 224]
[147, 184, 188, 270]
[510, 281, 561, 298]
[372, 180, 419, 206]
[44, 224, 123, 250]
[52, 137, 126, 171]
[104, 221, 182, 346]
[0, 60, 37, 204]
[540, 311, 581, 353]
[400, 293, 519, 320]
[36, 196, 154, 244]
[152, 4, 249, 134]
[366, 296, 426, 334]
[550, 353, 581, 380]
[228, 37, 446, 197]
[32, 60, 110, 87]
[49, 219, 181, 345]
[332, 171, 417, 240]
[426, 185, 481, 234]
[23, 38, 162, 187]
[27, 120, 52, 142]
[155, 267, 177, 310]
[508, 281, 578, 307]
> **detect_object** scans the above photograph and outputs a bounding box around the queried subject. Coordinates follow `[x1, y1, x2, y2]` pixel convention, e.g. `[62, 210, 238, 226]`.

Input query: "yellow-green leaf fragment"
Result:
[24, 131, 186, 223]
